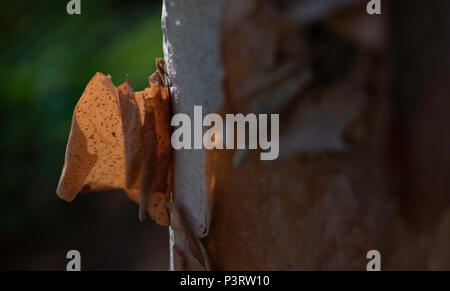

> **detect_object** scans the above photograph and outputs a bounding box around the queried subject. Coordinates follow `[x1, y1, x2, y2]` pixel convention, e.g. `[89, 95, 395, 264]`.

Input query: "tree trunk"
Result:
[163, 0, 450, 270]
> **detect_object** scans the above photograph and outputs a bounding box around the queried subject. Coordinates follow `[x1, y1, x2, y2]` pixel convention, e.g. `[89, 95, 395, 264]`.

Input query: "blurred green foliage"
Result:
[0, 0, 167, 270]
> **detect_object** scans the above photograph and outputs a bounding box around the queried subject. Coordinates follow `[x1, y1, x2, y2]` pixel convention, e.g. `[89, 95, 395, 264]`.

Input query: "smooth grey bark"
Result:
[161, 0, 226, 270]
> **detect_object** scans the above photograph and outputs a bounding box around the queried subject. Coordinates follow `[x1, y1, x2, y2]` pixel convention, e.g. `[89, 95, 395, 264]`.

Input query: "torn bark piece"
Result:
[57, 73, 126, 201]
[139, 104, 158, 222]
[148, 192, 170, 226]
[117, 77, 144, 190]
[135, 72, 172, 225]
[147, 71, 172, 194]
[171, 205, 210, 270]
[57, 60, 173, 226]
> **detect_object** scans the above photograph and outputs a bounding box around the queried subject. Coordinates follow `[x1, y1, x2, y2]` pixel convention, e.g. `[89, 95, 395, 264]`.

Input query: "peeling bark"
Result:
[163, 0, 450, 270]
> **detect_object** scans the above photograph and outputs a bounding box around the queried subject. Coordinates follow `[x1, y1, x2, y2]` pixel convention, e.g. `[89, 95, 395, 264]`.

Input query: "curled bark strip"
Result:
[170, 205, 211, 270]
[57, 60, 172, 226]
[117, 77, 143, 190]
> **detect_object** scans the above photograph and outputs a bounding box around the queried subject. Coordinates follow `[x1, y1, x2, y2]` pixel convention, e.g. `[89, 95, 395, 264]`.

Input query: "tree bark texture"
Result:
[163, 0, 450, 270]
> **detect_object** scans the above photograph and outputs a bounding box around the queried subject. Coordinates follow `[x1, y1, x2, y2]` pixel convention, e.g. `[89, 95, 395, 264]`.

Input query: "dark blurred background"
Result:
[0, 0, 169, 270]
